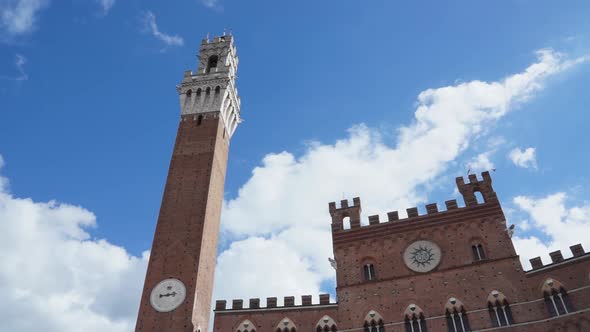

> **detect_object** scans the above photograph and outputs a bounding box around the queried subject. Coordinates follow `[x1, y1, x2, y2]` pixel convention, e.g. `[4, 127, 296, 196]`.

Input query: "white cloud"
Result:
[142, 11, 183, 47]
[512, 193, 590, 269]
[467, 151, 494, 173]
[509, 147, 537, 169]
[0, 154, 148, 332]
[0, 0, 49, 36]
[97, 0, 115, 14]
[213, 50, 589, 304]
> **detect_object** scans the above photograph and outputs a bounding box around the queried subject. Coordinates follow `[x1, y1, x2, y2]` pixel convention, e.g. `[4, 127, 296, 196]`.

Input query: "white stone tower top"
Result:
[177, 34, 241, 138]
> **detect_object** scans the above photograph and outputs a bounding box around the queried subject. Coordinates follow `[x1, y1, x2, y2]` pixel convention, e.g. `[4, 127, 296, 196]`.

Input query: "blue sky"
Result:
[1, 1, 590, 331]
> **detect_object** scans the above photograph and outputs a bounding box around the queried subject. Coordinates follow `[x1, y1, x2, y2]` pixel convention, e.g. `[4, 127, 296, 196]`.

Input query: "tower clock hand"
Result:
[159, 291, 178, 298]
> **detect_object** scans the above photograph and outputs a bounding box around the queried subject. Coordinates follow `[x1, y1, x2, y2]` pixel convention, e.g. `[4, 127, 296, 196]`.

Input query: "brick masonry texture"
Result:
[135, 113, 229, 332]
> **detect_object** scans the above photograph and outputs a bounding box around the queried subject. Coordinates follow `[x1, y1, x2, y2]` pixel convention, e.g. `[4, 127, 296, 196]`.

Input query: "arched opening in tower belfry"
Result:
[342, 216, 351, 230]
[474, 190, 485, 204]
[206, 55, 219, 73]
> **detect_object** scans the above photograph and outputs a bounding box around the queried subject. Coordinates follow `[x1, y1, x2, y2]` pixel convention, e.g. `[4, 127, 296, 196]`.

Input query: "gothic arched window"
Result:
[206, 87, 211, 95]
[196, 88, 202, 97]
[236, 319, 256, 332]
[445, 298, 471, 332]
[363, 263, 376, 281]
[471, 244, 486, 261]
[404, 304, 428, 332]
[215, 86, 221, 94]
[275, 317, 296, 332]
[206, 55, 219, 73]
[363, 310, 384, 332]
[542, 279, 573, 317]
[316, 315, 337, 332]
[487, 291, 513, 327]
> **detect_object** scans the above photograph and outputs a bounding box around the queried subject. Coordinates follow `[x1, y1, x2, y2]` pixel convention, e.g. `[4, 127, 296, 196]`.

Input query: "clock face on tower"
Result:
[403, 240, 442, 273]
[149, 278, 187, 312]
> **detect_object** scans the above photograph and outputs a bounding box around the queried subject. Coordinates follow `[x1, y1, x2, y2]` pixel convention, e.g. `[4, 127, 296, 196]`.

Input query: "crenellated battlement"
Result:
[214, 294, 335, 312]
[329, 172, 499, 233]
[329, 197, 362, 231]
[527, 244, 589, 272]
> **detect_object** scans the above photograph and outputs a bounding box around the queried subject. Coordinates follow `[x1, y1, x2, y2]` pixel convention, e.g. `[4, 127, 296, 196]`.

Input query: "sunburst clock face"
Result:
[403, 240, 442, 273]
[149, 278, 186, 312]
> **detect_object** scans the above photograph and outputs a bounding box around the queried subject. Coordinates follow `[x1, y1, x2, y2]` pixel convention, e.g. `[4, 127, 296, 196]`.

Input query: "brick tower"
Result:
[135, 34, 241, 332]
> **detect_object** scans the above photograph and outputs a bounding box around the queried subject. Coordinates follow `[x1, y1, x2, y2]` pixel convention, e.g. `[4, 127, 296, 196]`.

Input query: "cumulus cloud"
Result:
[213, 50, 589, 304]
[0, 155, 148, 332]
[142, 11, 183, 47]
[512, 193, 590, 269]
[0, 0, 49, 36]
[509, 147, 537, 169]
[467, 151, 494, 173]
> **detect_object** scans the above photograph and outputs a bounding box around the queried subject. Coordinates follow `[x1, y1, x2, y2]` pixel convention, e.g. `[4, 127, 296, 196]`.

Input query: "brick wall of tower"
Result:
[135, 112, 229, 332]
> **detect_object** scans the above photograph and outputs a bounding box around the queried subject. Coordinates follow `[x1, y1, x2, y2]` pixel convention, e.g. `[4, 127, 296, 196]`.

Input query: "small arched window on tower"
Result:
[487, 290, 514, 327]
[276, 317, 296, 332]
[542, 279, 573, 317]
[342, 216, 351, 230]
[404, 304, 428, 332]
[474, 190, 485, 204]
[471, 244, 486, 261]
[196, 88, 202, 97]
[215, 86, 221, 95]
[363, 263, 376, 281]
[316, 315, 337, 332]
[206, 87, 211, 96]
[184, 89, 192, 109]
[363, 310, 384, 332]
[445, 298, 471, 332]
[206, 55, 219, 73]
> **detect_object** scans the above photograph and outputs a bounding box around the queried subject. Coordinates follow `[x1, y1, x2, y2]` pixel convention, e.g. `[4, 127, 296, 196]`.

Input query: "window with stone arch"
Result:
[487, 290, 514, 327]
[363, 262, 376, 281]
[542, 278, 573, 317]
[236, 319, 256, 332]
[206, 55, 219, 73]
[471, 243, 486, 262]
[275, 317, 297, 332]
[404, 303, 427, 332]
[445, 297, 471, 332]
[363, 310, 385, 332]
[316, 315, 337, 332]
[184, 89, 192, 109]
[215, 86, 221, 95]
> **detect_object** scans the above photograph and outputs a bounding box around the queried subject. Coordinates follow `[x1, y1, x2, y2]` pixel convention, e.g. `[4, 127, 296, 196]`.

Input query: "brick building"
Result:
[135, 35, 590, 332]
[213, 171, 590, 331]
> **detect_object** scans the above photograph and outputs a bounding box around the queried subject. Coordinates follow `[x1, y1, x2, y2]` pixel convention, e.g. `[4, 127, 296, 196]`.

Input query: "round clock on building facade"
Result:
[403, 240, 442, 273]
[149, 278, 187, 312]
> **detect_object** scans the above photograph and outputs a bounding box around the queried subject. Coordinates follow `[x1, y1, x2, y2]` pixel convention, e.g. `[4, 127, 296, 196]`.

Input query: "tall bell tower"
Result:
[135, 34, 241, 332]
